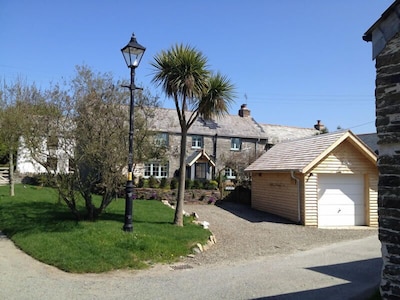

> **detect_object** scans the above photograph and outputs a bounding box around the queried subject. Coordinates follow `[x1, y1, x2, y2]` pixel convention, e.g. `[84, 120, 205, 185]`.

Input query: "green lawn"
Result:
[0, 184, 211, 273]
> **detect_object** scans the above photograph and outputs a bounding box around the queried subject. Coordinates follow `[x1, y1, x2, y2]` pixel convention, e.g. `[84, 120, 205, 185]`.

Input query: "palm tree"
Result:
[152, 44, 235, 226]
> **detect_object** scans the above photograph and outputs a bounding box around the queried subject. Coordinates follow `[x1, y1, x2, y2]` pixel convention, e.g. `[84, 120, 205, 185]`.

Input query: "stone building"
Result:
[16, 104, 319, 183]
[363, 0, 400, 297]
[138, 104, 318, 183]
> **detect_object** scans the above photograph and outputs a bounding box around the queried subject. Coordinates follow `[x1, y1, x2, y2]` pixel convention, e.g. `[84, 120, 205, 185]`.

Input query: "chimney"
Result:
[314, 120, 325, 131]
[238, 104, 250, 117]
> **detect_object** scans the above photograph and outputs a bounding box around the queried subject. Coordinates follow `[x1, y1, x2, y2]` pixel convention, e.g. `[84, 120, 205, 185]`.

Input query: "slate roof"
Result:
[245, 130, 377, 173]
[147, 107, 318, 140]
[357, 133, 378, 154]
[260, 124, 318, 144]
[186, 149, 215, 167]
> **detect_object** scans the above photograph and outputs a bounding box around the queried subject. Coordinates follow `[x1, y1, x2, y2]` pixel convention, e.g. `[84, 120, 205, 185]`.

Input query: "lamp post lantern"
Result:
[121, 33, 146, 232]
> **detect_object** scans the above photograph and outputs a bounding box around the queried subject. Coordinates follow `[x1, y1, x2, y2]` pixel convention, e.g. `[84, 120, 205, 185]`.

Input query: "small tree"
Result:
[0, 78, 49, 196]
[20, 65, 163, 221]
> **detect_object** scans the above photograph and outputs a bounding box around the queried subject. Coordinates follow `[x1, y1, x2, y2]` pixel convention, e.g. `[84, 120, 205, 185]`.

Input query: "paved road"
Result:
[0, 231, 381, 299]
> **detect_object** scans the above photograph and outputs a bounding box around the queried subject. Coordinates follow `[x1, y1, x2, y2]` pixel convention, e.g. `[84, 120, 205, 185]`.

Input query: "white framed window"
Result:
[154, 132, 168, 146]
[192, 135, 203, 149]
[144, 163, 168, 178]
[231, 138, 241, 151]
[224, 168, 236, 179]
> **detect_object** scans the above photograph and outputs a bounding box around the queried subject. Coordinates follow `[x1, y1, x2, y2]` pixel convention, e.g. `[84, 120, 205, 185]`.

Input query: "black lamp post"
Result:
[121, 33, 146, 232]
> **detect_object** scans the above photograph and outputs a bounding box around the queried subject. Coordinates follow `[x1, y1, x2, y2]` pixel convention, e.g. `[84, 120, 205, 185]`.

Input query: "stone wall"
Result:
[134, 188, 219, 204]
[375, 31, 400, 297]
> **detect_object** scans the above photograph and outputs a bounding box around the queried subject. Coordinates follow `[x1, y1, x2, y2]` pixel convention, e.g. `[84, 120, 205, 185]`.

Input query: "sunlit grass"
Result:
[0, 184, 210, 273]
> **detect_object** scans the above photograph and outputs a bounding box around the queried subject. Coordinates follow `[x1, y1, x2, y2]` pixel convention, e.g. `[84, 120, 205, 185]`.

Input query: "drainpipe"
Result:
[291, 170, 301, 224]
[213, 134, 217, 178]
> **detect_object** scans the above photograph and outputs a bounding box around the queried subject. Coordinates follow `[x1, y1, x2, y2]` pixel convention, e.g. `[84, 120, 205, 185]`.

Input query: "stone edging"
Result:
[161, 200, 216, 255]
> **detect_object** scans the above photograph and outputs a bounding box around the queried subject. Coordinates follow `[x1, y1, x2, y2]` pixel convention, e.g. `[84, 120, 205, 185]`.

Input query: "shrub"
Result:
[159, 177, 168, 189]
[148, 176, 158, 188]
[170, 177, 178, 189]
[205, 180, 218, 190]
[185, 179, 193, 189]
[23, 173, 57, 188]
[192, 180, 203, 189]
[137, 177, 145, 188]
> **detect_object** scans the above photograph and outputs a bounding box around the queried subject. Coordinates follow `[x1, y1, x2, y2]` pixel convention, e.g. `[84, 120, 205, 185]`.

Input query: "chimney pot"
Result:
[239, 104, 250, 117]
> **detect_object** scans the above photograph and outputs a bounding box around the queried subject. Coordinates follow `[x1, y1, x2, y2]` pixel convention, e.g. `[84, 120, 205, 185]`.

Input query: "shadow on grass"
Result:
[0, 201, 80, 237]
[99, 212, 174, 225]
[215, 201, 293, 224]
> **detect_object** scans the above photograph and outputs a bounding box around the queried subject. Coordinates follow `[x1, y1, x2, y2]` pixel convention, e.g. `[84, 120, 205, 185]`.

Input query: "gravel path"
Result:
[181, 202, 377, 266]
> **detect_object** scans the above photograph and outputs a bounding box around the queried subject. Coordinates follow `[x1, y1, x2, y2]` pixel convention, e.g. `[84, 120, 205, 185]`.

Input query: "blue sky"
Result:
[0, 1, 394, 134]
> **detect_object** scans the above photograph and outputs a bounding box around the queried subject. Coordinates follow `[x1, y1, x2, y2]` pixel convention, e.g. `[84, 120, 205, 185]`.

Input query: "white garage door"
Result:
[318, 174, 364, 227]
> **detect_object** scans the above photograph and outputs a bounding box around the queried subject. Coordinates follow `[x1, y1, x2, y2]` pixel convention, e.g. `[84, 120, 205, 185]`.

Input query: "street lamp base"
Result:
[123, 224, 133, 232]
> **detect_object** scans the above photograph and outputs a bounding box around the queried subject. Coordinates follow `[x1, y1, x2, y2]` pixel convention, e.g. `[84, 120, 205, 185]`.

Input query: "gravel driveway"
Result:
[181, 201, 377, 266]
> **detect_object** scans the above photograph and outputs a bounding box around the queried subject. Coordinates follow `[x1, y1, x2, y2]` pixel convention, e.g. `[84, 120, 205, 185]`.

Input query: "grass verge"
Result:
[0, 184, 211, 273]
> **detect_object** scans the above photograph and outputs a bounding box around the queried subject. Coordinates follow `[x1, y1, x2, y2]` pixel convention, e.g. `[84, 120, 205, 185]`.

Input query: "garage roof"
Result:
[245, 130, 377, 174]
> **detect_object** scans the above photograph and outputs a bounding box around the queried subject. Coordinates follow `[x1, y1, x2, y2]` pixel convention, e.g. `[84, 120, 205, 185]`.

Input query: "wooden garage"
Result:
[245, 130, 378, 227]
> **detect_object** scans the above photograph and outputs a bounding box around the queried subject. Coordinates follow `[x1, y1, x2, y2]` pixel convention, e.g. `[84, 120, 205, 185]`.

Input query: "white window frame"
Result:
[231, 137, 241, 151]
[144, 162, 168, 178]
[155, 132, 168, 146]
[224, 168, 236, 179]
[192, 135, 203, 149]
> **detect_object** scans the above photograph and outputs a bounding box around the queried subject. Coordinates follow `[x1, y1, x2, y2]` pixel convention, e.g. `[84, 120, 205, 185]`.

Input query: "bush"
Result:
[137, 177, 145, 188]
[170, 177, 178, 189]
[192, 180, 203, 189]
[185, 178, 193, 189]
[159, 177, 168, 189]
[148, 176, 158, 188]
[22, 173, 57, 188]
[205, 180, 218, 190]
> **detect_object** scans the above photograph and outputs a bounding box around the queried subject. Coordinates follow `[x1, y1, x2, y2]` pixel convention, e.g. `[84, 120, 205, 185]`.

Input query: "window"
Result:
[154, 132, 168, 146]
[144, 163, 168, 178]
[47, 135, 58, 150]
[192, 135, 203, 149]
[195, 163, 207, 179]
[225, 168, 236, 179]
[47, 155, 57, 171]
[231, 138, 241, 151]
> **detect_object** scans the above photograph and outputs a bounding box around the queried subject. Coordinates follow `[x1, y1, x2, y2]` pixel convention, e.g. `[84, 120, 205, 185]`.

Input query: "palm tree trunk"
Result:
[9, 151, 14, 197]
[174, 128, 187, 226]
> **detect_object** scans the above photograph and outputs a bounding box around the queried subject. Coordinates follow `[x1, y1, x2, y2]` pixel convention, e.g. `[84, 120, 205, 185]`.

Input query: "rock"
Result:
[209, 235, 217, 244]
[196, 243, 203, 252]
[202, 221, 210, 229]
[191, 212, 199, 220]
[192, 247, 202, 254]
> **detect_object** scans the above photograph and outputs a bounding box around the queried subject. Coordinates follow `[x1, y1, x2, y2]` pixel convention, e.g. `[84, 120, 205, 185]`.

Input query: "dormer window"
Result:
[192, 135, 203, 149]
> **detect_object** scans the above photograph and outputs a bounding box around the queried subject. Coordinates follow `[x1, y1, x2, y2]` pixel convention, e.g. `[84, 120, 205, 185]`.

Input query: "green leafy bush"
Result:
[170, 178, 178, 189]
[148, 176, 158, 188]
[192, 180, 203, 189]
[137, 177, 145, 188]
[205, 180, 218, 190]
[185, 178, 193, 189]
[159, 177, 168, 188]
